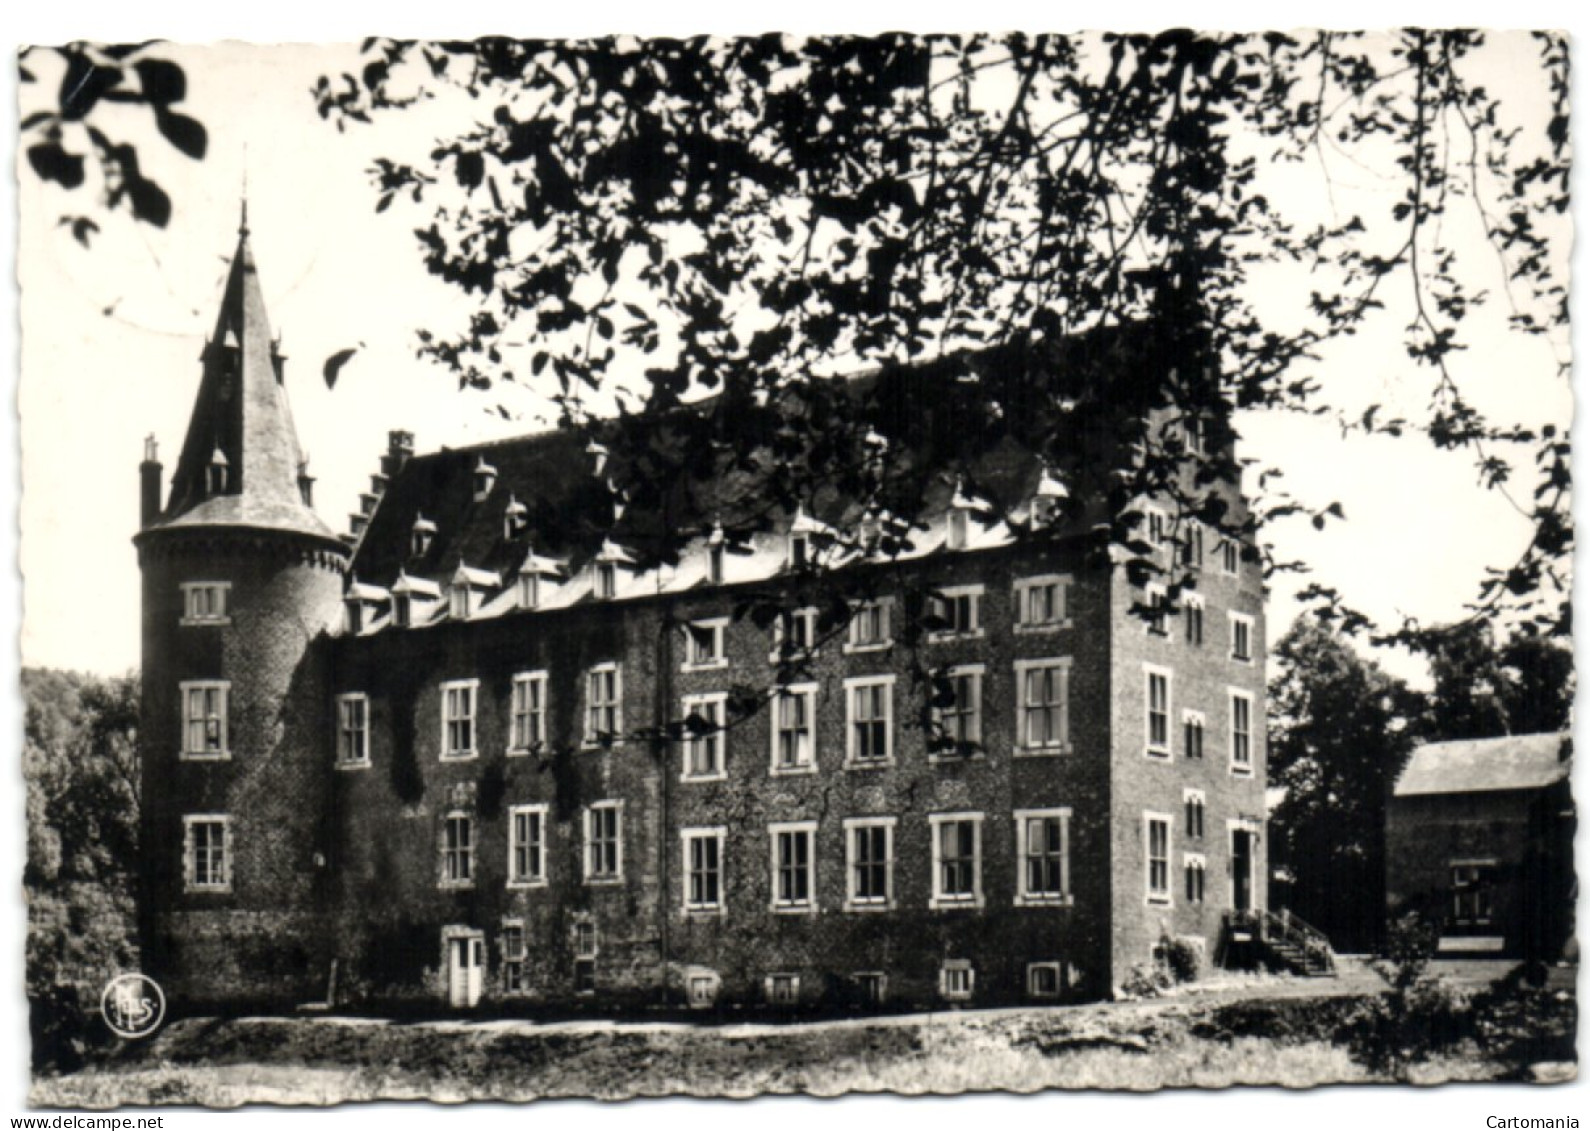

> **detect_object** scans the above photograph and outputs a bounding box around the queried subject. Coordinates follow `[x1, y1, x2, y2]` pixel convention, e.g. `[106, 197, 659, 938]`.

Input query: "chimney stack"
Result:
[140, 435, 163, 528]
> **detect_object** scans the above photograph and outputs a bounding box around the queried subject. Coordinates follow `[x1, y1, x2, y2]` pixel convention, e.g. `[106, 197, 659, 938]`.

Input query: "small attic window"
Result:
[411, 515, 436, 558]
[206, 449, 230, 495]
[504, 495, 528, 540]
[518, 573, 540, 610]
[394, 594, 412, 628]
[708, 544, 725, 586]
[345, 598, 366, 635]
[596, 562, 617, 600]
[473, 456, 498, 503]
[790, 533, 809, 570]
[450, 586, 476, 621]
[946, 508, 970, 551]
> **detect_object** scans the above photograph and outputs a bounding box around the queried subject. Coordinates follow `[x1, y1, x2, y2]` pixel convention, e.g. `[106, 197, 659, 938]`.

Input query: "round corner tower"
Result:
[134, 217, 350, 1007]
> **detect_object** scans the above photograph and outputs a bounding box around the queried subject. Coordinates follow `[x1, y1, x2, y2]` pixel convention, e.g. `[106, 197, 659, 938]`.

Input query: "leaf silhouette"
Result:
[323, 347, 360, 388]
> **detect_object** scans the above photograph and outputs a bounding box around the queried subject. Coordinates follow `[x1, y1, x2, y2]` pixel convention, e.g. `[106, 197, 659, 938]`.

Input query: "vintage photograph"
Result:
[14, 16, 1576, 1113]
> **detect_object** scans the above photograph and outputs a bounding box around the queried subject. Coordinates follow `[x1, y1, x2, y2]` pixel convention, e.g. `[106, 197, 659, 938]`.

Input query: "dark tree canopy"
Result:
[1423, 621, 1574, 740]
[312, 30, 1570, 649]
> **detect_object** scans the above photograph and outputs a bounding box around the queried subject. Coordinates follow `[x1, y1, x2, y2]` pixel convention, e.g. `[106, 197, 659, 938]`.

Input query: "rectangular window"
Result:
[946, 508, 971, 550]
[681, 694, 726, 781]
[682, 828, 726, 912]
[1145, 585, 1169, 636]
[584, 664, 622, 746]
[1015, 808, 1071, 905]
[1183, 710, 1206, 760]
[442, 813, 474, 888]
[180, 681, 230, 759]
[854, 973, 887, 1005]
[683, 618, 728, 671]
[337, 694, 369, 767]
[1230, 690, 1254, 773]
[502, 923, 526, 993]
[1145, 506, 1170, 550]
[770, 822, 817, 911]
[1451, 862, 1498, 925]
[845, 677, 895, 767]
[183, 815, 230, 892]
[517, 573, 540, 610]
[1184, 595, 1205, 645]
[1027, 962, 1063, 999]
[767, 974, 800, 1005]
[584, 803, 623, 883]
[441, 679, 478, 760]
[1015, 575, 1070, 631]
[1145, 666, 1172, 757]
[708, 544, 725, 586]
[928, 586, 983, 639]
[933, 666, 983, 755]
[1180, 523, 1205, 569]
[1230, 613, 1255, 663]
[595, 562, 617, 599]
[180, 582, 230, 625]
[573, 922, 597, 992]
[940, 961, 974, 1000]
[930, 814, 983, 909]
[508, 804, 547, 887]
[771, 607, 818, 661]
[1222, 539, 1241, 576]
[509, 672, 548, 754]
[845, 599, 892, 651]
[1184, 790, 1206, 839]
[1016, 659, 1070, 752]
[1145, 814, 1171, 905]
[1184, 855, 1207, 903]
[844, 818, 896, 910]
[771, 684, 817, 774]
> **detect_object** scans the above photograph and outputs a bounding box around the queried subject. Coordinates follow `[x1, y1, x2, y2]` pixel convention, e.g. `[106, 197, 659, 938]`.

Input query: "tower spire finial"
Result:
[239, 151, 249, 237]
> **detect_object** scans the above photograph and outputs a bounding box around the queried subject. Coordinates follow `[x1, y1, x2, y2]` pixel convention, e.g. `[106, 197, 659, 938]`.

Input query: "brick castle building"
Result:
[135, 224, 1269, 1011]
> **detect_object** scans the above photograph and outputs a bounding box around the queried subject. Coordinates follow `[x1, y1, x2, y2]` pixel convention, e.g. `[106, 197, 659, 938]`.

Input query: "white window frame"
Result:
[928, 584, 985, 641]
[844, 675, 896, 768]
[1144, 504, 1171, 552]
[508, 671, 548, 755]
[583, 663, 623, 748]
[1180, 521, 1206, 570]
[583, 801, 625, 885]
[1144, 663, 1173, 759]
[1183, 709, 1207, 760]
[843, 816, 897, 912]
[932, 664, 984, 757]
[1014, 807, 1072, 906]
[180, 581, 231, 626]
[336, 693, 370, 769]
[1184, 852, 1208, 904]
[1229, 612, 1256, 664]
[768, 820, 819, 914]
[769, 682, 818, 776]
[769, 606, 819, 663]
[507, 803, 549, 889]
[440, 811, 475, 890]
[595, 561, 618, 600]
[517, 572, 541, 610]
[183, 814, 232, 893]
[1027, 961, 1064, 999]
[765, 973, 801, 1005]
[1229, 688, 1256, 775]
[680, 692, 728, 782]
[1221, 539, 1241, 577]
[1183, 593, 1205, 646]
[680, 826, 728, 915]
[1014, 658, 1071, 755]
[843, 598, 893, 653]
[928, 812, 985, 910]
[682, 617, 730, 672]
[1183, 788, 1207, 840]
[939, 960, 975, 1001]
[1014, 574, 1072, 633]
[440, 679, 479, 761]
[501, 920, 527, 993]
[179, 680, 230, 760]
[1145, 812, 1173, 906]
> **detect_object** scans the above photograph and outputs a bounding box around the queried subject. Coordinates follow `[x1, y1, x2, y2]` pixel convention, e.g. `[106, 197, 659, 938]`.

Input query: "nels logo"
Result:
[100, 973, 166, 1039]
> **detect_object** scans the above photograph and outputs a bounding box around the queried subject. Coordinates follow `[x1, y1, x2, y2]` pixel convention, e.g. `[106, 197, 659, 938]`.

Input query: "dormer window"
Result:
[707, 526, 726, 586]
[449, 564, 496, 621]
[473, 456, 498, 503]
[596, 562, 617, 600]
[518, 573, 540, 610]
[1033, 466, 1068, 527]
[790, 533, 809, 569]
[450, 586, 474, 620]
[346, 600, 365, 634]
[394, 594, 412, 628]
[206, 449, 230, 495]
[591, 540, 633, 601]
[391, 571, 439, 628]
[947, 509, 970, 551]
[504, 495, 529, 540]
[411, 514, 436, 558]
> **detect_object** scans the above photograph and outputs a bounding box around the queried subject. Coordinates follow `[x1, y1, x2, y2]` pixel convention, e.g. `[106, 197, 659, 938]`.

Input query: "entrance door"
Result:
[1231, 829, 1254, 912]
[447, 935, 484, 1008]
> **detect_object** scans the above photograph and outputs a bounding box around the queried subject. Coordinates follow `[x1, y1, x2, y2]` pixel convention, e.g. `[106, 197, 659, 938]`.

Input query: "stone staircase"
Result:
[1222, 909, 1338, 977]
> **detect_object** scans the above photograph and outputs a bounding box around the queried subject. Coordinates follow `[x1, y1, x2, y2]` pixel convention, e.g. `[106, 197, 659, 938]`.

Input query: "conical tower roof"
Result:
[148, 216, 340, 544]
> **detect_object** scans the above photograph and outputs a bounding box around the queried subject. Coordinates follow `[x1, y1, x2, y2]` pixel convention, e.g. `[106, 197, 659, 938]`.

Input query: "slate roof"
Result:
[147, 223, 341, 545]
[1393, 733, 1572, 797]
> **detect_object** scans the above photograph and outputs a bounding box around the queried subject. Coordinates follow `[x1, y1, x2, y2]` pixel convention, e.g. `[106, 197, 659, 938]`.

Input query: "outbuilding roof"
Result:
[1393, 732, 1571, 797]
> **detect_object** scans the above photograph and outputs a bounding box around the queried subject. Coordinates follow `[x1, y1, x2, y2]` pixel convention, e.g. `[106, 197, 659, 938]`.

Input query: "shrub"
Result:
[1162, 935, 1201, 983]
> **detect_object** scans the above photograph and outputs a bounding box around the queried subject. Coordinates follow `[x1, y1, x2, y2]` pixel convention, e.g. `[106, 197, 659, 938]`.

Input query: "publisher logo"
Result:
[100, 973, 165, 1039]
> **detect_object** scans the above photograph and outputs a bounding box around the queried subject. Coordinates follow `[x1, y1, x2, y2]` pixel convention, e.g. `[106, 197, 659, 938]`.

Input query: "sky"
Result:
[4, 1, 1585, 1125]
[14, 27, 1571, 689]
